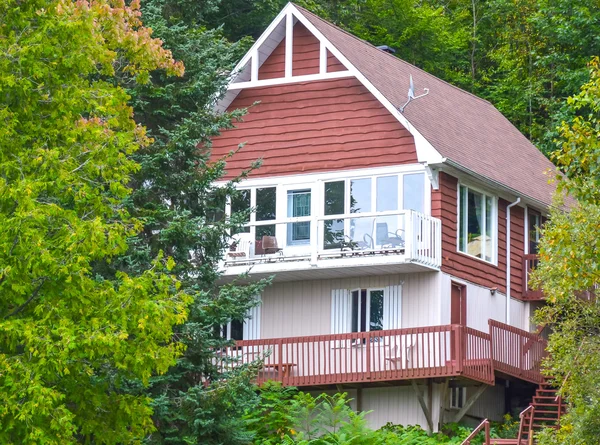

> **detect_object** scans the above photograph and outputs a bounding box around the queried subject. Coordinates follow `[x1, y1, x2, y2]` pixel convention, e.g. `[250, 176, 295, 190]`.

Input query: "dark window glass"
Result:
[369, 290, 384, 331]
[231, 189, 251, 233]
[206, 190, 226, 223]
[230, 319, 244, 341]
[325, 181, 345, 215]
[529, 211, 541, 254]
[256, 187, 276, 221]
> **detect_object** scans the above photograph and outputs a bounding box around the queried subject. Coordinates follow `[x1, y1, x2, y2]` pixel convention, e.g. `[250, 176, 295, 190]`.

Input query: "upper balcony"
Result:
[220, 209, 441, 282]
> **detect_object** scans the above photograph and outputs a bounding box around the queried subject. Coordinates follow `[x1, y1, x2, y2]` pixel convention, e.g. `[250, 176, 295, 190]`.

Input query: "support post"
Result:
[452, 384, 488, 423]
[411, 380, 433, 433]
[356, 386, 363, 413]
[439, 378, 450, 430]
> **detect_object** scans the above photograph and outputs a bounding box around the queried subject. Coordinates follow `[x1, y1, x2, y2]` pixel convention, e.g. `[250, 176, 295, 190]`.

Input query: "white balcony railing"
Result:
[223, 210, 441, 271]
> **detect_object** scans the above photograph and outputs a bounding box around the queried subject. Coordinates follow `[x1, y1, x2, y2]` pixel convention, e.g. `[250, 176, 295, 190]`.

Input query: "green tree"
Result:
[0, 0, 189, 443]
[533, 57, 600, 445]
[97, 1, 269, 444]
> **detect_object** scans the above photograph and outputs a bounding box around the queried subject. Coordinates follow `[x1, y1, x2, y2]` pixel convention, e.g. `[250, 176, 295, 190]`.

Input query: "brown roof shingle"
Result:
[297, 5, 557, 206]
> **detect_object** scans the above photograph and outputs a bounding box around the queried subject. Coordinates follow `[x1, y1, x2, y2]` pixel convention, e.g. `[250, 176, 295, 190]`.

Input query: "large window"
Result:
[322, 172, 425, 250]
[351, 289, 384, 332]
[458, 185, 496, 263]
[230, 187, 277, 240]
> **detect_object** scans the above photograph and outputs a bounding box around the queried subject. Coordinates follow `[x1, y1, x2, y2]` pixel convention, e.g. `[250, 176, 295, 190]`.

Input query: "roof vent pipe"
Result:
[506, 197, 521, 326]
[376, 45, 396, 54]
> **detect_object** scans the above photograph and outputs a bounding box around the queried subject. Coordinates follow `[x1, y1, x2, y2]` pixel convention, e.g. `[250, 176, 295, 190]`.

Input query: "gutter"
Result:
[505, 197, 521, 325]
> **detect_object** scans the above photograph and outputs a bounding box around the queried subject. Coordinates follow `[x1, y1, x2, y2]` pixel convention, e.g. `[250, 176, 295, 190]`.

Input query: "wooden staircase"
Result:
[465, 381, 565, 445]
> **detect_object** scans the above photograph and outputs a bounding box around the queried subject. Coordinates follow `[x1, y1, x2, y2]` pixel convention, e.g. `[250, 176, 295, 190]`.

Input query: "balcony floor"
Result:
[218, 251, 438, 284]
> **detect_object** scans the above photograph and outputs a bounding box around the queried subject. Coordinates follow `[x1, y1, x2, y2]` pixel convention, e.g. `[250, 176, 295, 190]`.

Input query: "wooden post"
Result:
[411, 380, 433, 433]
[439, 378, 450, 430]
[356, 386, 363, 413]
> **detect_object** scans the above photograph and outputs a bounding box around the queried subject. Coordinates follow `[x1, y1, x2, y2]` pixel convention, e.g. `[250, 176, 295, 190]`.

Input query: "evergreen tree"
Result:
[104, 1, 269, 443]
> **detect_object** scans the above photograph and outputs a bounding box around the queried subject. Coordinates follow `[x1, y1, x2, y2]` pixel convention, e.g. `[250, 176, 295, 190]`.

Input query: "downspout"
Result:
[506, 197, 521, 326]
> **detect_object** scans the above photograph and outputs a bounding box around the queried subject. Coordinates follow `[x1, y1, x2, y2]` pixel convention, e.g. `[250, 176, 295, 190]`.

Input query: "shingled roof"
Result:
[296, 5, 557, 207]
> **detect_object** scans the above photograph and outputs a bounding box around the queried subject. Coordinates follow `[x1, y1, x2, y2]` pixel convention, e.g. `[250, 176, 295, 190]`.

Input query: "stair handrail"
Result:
[461, 418, 490, 445]
[517, 405, 535, 444]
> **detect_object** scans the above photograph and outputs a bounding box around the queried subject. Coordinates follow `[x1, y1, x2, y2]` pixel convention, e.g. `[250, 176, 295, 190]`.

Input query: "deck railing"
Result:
[217, 324, 503, 387]
[489, 319, 547, 384]
[224, 210, 441, 270]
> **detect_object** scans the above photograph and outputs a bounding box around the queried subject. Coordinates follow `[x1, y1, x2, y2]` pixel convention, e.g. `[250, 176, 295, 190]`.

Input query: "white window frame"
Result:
[350, 288, 385, 333]
[524, 206, 543, 255]
[457, 183, 498, 265]
[221, 320, 244, 341]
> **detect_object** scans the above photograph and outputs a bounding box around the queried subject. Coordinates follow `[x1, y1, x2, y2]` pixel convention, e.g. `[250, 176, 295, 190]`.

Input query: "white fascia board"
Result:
[288, 5, 445, 167]
[214, 163, 427, 188]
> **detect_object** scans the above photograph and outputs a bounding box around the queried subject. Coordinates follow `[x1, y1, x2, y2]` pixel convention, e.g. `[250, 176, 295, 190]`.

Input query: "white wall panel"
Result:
[261, 272, 442, 339]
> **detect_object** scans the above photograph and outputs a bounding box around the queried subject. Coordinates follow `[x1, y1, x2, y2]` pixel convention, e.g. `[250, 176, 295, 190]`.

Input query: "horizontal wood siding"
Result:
[292, 23, 320, 76]
[210, 77, 417, 179]
[432, 172, 531, 295]
[258, 36, 285, 80]
[327, 49, 346, 72]
[510, 206, 525, 297]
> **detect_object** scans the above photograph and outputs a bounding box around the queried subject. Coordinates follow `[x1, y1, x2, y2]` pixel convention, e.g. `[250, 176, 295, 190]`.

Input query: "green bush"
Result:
[245, 383, 518, 444]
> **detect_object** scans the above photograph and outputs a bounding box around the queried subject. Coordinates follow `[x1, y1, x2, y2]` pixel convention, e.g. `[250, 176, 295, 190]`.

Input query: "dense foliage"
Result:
[0, 1, 190, 443]
[99, 1, 269, 444]
[533, 58, 600, 445]
[244, 382, 517, 445]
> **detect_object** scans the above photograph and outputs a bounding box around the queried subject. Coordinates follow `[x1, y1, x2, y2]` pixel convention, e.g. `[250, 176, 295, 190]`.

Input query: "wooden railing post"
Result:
[455, 325, 464, 373]
[366, 332, 371, 380]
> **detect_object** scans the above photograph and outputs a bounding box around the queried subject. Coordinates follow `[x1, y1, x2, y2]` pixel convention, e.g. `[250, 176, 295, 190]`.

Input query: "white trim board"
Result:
[214, 163, 427, 188]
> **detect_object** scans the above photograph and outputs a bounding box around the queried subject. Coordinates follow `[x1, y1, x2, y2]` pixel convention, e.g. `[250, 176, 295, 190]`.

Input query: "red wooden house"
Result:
[209, 3, 555, 431]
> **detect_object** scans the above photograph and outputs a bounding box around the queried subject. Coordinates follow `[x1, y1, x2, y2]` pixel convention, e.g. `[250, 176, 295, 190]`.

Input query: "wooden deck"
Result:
[217, 321, 546, 387]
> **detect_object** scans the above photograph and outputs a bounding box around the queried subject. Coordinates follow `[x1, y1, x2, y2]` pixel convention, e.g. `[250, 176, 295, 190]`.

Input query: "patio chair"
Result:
[261, 235, 283, 256]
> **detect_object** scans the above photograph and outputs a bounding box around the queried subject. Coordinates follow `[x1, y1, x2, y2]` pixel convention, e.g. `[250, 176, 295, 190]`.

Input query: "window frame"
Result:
[457, 183, 498, 265]
[350, 287, 385, 333]
[449, 387, 467, 409]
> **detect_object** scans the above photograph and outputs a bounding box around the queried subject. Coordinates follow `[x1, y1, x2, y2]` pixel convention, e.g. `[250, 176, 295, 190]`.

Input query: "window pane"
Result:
[325, 181, 345, 215]
[485, 196, 493, 261]
[230, 320, 243, 341]
[256, 187, 276, 221]
[466, 189, 484, 258]
[205, 190, 226, 223]
[360, 290, 367, 332]
[376, 176, 398, 211]
[351, 290, 359, 333]
[403, 173, 425, 213]
[350, 178, 371, 213]
[529, 212, 541, 254]
[324, 218, 345, 250]
[231, 189, 251, 233]
[459, 186, 467, 252]
[369, 290, 384, 331]
[350, 217, 374, 248]
[287, 190, 311, 245]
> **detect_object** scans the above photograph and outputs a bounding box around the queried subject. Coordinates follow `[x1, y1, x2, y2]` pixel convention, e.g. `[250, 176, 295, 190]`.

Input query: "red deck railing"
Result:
[216, 321, 545, 387]
[522, 254, 544, 300]
[489, 319, 547, 384]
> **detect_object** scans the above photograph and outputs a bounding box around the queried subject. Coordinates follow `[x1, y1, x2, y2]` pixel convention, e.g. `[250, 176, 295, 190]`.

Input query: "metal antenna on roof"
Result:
[399, 75, 429, 113]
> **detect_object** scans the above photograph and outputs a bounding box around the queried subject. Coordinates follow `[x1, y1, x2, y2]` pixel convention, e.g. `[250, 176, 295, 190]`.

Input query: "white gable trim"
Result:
[216, 2, 445, 167]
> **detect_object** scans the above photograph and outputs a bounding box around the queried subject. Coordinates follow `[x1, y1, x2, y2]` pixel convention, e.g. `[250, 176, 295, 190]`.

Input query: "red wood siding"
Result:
[432, 172, 525, 296]
[259, 39, 285, 80]
[327, 49, 346, 72]
[210, 77, 417, 179]
[292, 23, 320, 76]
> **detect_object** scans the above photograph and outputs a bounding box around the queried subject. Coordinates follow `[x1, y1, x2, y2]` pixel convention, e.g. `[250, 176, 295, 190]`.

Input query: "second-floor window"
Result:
[458, 184, 497, 263]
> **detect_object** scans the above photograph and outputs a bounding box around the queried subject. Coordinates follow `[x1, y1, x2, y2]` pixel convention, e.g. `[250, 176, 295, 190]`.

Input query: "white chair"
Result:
[227, 232, 253, 262]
